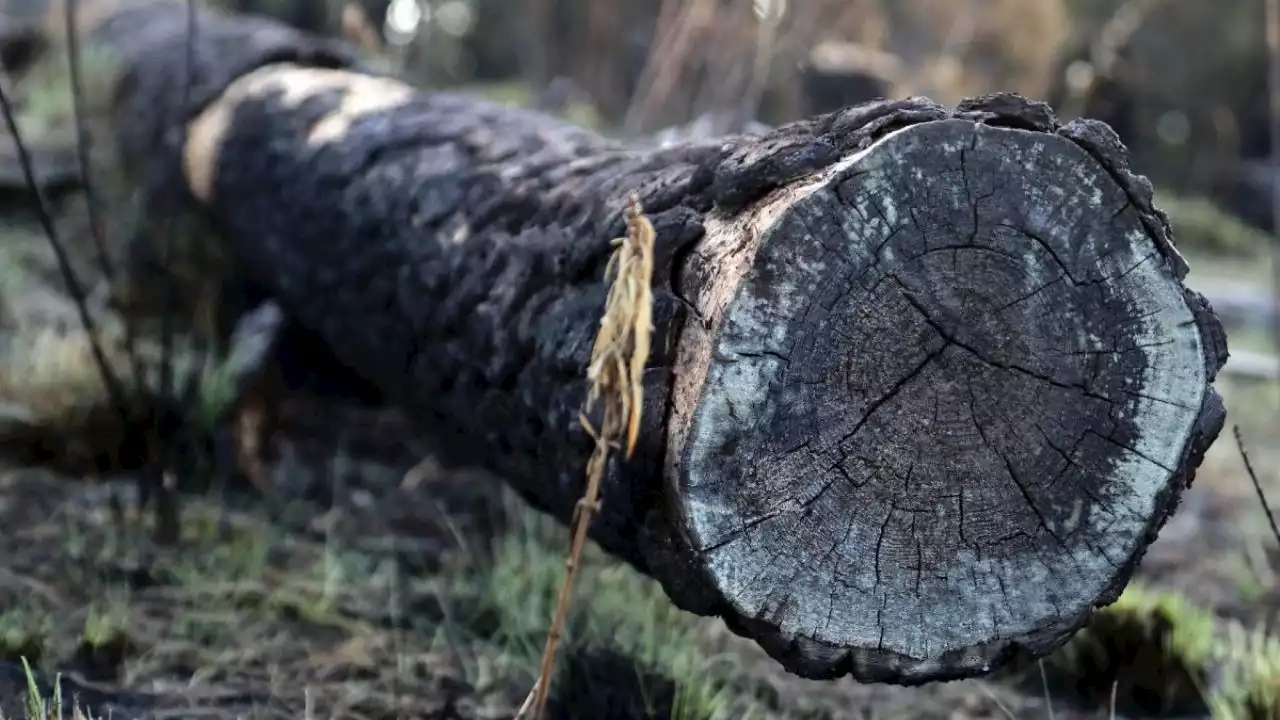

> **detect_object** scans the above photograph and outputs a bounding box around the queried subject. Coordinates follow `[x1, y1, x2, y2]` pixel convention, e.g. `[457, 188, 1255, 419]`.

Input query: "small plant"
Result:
[0, 613, 50, 667]
[12, 657, 93, 720]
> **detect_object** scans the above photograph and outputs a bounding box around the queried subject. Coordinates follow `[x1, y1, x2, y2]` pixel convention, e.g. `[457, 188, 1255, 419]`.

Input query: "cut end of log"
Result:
[184, 63, 414, 202]
[670, 118, 1224, 682]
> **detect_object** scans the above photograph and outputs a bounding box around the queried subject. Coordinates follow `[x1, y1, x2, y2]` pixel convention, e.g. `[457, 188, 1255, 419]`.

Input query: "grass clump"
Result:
[9, 658, 94, 720]
[0, 613, 50, 667]
[1038, 583, 1280, 719]
[450, 502, 769, 720]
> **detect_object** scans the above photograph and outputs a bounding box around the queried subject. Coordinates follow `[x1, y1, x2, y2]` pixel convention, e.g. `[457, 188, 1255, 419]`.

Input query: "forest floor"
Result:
[0, 252, 1274, 720]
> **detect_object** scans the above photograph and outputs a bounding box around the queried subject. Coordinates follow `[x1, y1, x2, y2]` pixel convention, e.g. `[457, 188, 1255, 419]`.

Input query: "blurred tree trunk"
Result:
[214, 0, 333, 33]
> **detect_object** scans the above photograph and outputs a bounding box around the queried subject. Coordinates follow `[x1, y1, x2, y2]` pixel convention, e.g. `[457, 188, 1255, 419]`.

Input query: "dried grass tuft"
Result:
[518, 194, 656, 720]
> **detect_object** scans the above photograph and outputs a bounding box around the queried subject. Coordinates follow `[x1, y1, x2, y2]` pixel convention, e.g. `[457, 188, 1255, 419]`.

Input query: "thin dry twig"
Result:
[1234, 424, 1280, 549]
[144, 0, 200, 544]
[63, 0, 150, 415]
[517, 194, 656, 720]
[0, 46, 130, 431]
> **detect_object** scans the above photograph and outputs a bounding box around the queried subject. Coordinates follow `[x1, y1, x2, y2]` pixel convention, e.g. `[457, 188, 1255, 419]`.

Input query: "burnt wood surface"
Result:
[68, 1, 1228, 685]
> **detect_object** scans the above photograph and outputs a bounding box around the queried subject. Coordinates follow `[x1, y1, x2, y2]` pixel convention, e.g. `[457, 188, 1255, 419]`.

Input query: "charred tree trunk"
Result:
[84, 2, 1227, 685]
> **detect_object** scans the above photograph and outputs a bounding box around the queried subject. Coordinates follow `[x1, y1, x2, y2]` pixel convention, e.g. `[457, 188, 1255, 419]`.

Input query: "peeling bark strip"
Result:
[90, 3, 1227, 684]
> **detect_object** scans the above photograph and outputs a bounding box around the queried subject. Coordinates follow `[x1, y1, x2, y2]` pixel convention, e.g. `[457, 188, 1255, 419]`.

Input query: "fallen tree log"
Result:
[78, 2, 1227, 685]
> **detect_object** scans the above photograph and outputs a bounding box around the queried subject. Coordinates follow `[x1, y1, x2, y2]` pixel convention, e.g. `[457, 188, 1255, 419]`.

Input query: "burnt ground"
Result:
[0, 362, 1275, 720]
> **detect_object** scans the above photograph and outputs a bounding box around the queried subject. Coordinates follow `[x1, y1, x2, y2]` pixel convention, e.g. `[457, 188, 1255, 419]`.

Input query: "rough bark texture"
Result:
[85, 2, 1227, 684]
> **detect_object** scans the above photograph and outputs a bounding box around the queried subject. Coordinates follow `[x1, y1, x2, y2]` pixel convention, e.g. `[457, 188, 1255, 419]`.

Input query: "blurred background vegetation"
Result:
[1, 0, 1274, 252]
[194, 0, 1280, 243]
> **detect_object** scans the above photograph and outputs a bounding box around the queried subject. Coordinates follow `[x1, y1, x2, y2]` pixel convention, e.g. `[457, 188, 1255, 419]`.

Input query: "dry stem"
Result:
[517, 194, 656, 720]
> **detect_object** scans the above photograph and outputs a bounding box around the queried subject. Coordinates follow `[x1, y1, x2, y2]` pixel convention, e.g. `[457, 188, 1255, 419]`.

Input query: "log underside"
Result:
[71, 2, 1227, 684]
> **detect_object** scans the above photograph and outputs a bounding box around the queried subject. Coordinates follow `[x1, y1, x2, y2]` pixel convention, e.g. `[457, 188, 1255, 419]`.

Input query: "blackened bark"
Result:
[87, 2, 1227, 684]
